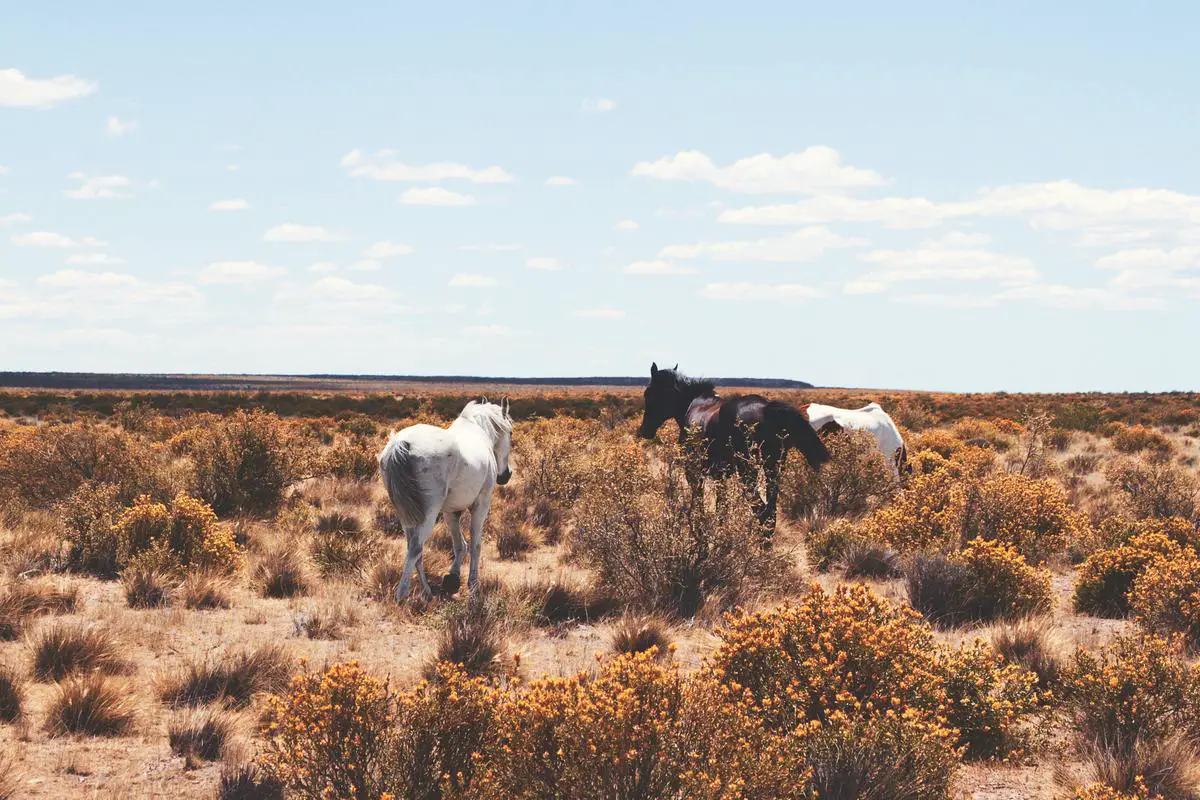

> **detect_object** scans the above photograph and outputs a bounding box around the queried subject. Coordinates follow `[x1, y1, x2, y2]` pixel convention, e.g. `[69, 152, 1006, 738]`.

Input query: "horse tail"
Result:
[766, 401, 830, 470]
[378, 437, 429, 529]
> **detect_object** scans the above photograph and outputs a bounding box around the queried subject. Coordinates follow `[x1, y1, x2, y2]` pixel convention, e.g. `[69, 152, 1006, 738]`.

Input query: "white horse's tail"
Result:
[378, 438, 428, 529]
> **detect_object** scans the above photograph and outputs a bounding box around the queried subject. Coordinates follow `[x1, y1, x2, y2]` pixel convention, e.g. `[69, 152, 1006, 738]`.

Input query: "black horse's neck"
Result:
[672, 374, 717, 425]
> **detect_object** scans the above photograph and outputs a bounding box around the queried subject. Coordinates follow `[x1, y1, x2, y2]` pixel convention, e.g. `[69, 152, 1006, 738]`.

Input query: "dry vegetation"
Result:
[0, 387, 1198, 798]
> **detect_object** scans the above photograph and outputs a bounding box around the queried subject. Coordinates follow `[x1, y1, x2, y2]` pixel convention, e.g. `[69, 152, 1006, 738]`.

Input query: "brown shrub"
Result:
[780, 428, 897, 521]
[1111, 424, 1174, 457]
[1106, 458, 1198, 521]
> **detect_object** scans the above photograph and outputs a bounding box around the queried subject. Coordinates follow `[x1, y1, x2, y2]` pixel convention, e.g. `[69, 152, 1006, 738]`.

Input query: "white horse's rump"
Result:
[802, 401, 908, 475]
[378, 399, 513, 602]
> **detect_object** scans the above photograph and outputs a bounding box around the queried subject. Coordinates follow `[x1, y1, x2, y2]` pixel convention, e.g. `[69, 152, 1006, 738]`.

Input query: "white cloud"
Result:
[623, 260, 698, 276]
[701, 282, 821, 302]
[614, 219, 639, 231]
[341, 149, 513, 183]
[580, 97, 617, 114]
[448, 273, 497, 288]
[996, 283, 1164, 310]
[226, 164, 240, 172]
[895, 293, 999, 309]
[105, 115, 138, 136]
[363, 241, 415, 259]
[545, 176, 576, 186]
[661, 226, 862, 262]
[0, 213, 32, 227]
[720, 195, 957, 228]
[574, 307, 625, 318]
[65, 173, 133, 199]
[0, 68, 96, 109]
[311, 276, 396, 302]
[209, 198, 250, 211]
[1095, 246, 1200, 272]
[858, 235, 1037, 285]
[463, 324, 512, 337]
[843, 279, 888, 295]
[525, 257, 562, 271]
[12, 231, 105, 248]
[400, 187, 477, 206]
[263, 223, 342, 243]
[66, 253, 124, 266]
[458, 243, 521, 252]
[632, 146, 886, 195]
[308, 261, 338, 274]
[199, 261, 286, 285]
[37, 270, 139, 289]
[350, 260, 381, 272]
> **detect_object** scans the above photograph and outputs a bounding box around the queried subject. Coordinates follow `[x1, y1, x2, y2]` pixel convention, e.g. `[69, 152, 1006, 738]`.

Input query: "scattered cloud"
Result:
[198, 260, 286, 285]
[310, 275, 396, 302]
[0, 213, 32, 227]
[458, 243, 521, 252]
[209, 198, 249, 211]
[720, 194, 955, 228]
[341, 149, 512, 183]
[105, 115, 137, 136]
[623, 260, 698, 276]
[1095, 245, 1200, 272]
[996, 283, 1165, 310]
[661, 226, 863, 262]
[614, 219, 639, 231]
[363, 241, 415, 259]
[350, 260, 381, 272]
[66, 253, 124, 266]
[0, 68, 96, 109]
[843, 279, 888, 295]
[574, 307, 625, 318]
[858, 234, 1037, 285]
[526, 257, 562, 271]
[701, 282, 821, 302]
[308, 261, 338, 274]
[545, 176, 576, 186]
[895, 293, 999, 309]
[448, 273, 497, 288]
[400, 187, 477, 206]
[580, 97, 617, 114]
[463, 324, 512, 337]
[632, 146, 886, 195]
[65, 173, 133, 199]
[263, 223, 342, 243]
[37, 270, 139, 289]
[12, 231, 106, 248]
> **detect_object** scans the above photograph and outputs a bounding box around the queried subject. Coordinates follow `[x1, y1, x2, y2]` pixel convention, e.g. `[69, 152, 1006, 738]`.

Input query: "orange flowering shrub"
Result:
[859, 469, 966, 553]
[1074, 532, 1183, 618]
[1129, 550, 1200, 648]
[963, 472, 1087, 564]
[260, 661, 395, 800]
[780, 428, 896, 521]
[1110, 424, 1173, 457]
[938, 640, 1042, 760]
[957, 539, 1053, 622]
[910, 429, 963, 459]
[1067, 633, 1200, 748]
[114, 493, 242, 574]
[951, 418, 1015, 451]
[58, 482, 124, 576]
[1096, 516, 1200, 552]
[1073, 779, 1160, 800]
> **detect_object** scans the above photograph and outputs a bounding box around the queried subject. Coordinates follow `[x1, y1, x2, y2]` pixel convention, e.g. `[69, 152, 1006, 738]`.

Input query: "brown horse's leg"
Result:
[761, 451, 782, 541]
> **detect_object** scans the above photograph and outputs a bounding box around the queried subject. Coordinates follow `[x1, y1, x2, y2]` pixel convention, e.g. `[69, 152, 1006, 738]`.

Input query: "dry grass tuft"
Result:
[495, 524, 537, 561]
[0, 664, 24, 723]
[253, 547, 311, 598]
[160, 644, 292, 709]
[180, 570, 233, 610]
[1079, 735, 1200, 800]
[44, 674, 137, 737]
[121, 565, 175, 608]
[988, 616, 1067, 693]
[611, 616, 673, 659]
[314, 509, 363, 535]
[218, 763, 285, 800]
[0, 578, 78, 640]
[168, 706, 237, 763]
[30, 622, 129, 682]
[426, 593, 511, 679]
[841, 539, 902, 580]
[293, 604, 358, 640]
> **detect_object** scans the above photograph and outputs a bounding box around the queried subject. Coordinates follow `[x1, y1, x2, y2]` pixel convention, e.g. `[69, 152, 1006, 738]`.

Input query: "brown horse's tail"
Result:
[766, 401, 830, 470]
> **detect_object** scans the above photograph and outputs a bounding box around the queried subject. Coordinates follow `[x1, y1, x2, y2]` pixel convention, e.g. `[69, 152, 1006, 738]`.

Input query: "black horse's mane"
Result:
[672, 371, 717, 398]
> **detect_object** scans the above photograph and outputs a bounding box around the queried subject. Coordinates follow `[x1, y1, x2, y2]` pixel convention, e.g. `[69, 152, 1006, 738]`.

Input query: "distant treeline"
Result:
[0, 372, 815, 392]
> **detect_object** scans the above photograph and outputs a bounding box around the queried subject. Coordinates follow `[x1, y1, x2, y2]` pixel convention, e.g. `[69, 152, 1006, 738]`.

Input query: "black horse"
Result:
[637, 362, 830, 537]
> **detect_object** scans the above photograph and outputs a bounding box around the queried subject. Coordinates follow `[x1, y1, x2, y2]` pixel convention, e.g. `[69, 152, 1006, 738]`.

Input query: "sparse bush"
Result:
[907, 540, 1052, 627]
[1067, 452, 1103, 476]
[1106, 459, 1198, 521]
[571, 440, 793, 617]
[169, 707, 237, 762]
[320, 435, 380, 481]
[0, 665, 24, 723]
[45, 674, 136, 736]
[161, 644, 292, 708]
[804, 519, 863, 573]
[939, 639, 1042, 759]
[612, 616, 673, 659]
[58, 481, 122, 575]
[30, 622, 129, 682]
[780, 429, 896, 521]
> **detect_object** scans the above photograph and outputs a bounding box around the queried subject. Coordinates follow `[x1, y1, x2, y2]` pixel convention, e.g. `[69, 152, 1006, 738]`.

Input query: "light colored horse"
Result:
[801, 401, 908, 475]
[378, 398, 513, 602]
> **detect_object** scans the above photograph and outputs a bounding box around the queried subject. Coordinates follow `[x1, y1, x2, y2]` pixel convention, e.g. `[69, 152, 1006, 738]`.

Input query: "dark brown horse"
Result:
[636, 362, 830, 537]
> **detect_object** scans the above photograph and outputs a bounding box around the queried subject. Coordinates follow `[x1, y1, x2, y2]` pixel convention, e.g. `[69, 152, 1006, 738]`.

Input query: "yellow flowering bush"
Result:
[1066, 633, 1200, 748]
[260, 661, 395, 800]
[1074, 532, 1182, 618]
[114, 493, 242, 574]
[956, 539, 1053, 622]
[910, 429, 963, 459]
[1110, 424, 1173, 457]
[1073, 779, 1160, 800]
[938, 640, 1042, 760]
[963, 472, 1087, 564]
[779, 428, 896, 521]
[859, 469, 967, 553]
[1129, 549, 1200, 648]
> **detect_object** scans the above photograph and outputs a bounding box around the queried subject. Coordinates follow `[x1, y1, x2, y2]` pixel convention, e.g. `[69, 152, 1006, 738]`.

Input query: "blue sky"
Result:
[2, 2, 1198, 391]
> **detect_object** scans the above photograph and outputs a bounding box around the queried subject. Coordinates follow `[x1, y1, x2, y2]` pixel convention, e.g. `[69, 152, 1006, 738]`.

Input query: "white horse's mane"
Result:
[459, 400, 512, 444]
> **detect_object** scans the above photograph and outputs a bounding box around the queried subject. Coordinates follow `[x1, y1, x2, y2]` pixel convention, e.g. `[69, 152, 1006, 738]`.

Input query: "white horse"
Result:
[378, 398, 513, 602]
[801, 401, 909, 475]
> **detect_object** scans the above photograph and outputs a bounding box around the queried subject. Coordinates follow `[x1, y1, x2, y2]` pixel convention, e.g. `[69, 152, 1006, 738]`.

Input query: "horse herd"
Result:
[378, 363, 908, 603]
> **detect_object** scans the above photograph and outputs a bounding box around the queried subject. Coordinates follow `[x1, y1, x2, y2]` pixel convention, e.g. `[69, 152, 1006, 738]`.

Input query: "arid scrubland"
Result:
[0, 389, 1198, 799]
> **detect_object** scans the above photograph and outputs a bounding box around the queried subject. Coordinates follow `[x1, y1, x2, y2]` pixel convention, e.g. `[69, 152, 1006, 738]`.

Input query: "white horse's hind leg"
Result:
[467, 493, 492, 593]
[446, 510, 465, 578]
[394, 510, 439, 603]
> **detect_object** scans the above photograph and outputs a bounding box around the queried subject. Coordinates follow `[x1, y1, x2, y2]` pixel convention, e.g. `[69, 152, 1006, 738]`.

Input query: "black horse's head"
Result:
[638, 361, 680, 440]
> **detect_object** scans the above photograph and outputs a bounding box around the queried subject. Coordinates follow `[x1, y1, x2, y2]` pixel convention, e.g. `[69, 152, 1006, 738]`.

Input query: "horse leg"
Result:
[736, 460, 768, 535]
[443, 510, 465, 596]
[394, 510, 438, 603]
[467, 493, 493, 595]
[761, 451, 782, 541]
